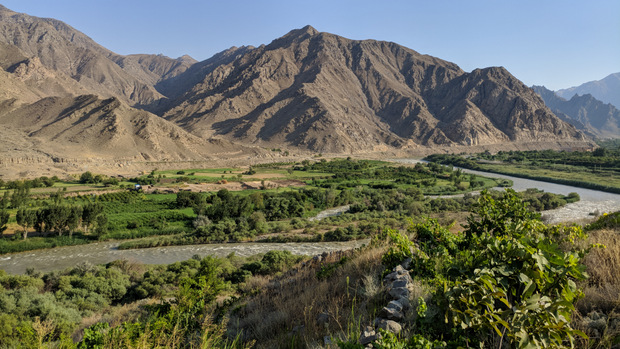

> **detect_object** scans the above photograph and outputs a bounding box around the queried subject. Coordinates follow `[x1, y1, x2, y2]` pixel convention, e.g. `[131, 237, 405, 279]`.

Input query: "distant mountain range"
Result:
[0, 5, 593, 176]
[533, 86, 620, 139]
[556, 73, 620, 110]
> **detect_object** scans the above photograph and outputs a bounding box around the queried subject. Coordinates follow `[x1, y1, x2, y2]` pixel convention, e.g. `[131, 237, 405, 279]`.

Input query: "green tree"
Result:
[0, 208, 8, 234]
[16, 209, 36, 239]
[81, 203, 104, 233]
[93, 214, 108, 237]
[10, 186, 30, 208]
[79, 171, 95, 184]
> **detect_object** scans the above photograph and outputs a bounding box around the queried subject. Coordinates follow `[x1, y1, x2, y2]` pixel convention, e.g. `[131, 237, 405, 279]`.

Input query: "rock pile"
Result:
[360, 258, 414, 347]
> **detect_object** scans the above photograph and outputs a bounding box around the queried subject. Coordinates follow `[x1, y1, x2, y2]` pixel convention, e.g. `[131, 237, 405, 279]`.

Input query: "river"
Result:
[394, 159, 620, 224]
[2, 162, 619, 275]
[0, 240, 367, 275]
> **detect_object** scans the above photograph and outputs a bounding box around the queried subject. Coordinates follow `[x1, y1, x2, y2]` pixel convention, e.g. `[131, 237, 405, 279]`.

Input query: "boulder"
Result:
[379, 306, 404, 321]
[375, 319, 402, 334]
[360, 326, 380, 345]
[389, 286, 410, 299]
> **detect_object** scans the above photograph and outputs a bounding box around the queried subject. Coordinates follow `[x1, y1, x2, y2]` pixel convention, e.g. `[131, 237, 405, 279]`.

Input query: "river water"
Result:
[394, 159, 620, 224]
[0, 240, 368, 275]
[2, 161, 619, 275]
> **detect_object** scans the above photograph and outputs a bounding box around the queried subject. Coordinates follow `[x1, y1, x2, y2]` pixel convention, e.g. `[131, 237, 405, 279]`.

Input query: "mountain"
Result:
[532, 85, 620, 139]
[0, 5, 193, 106]
[160, 26, 588, 152]
[556, 73, 620, 109]
[0, 94, 258, 162]
[0, 6, 594, 177]
[0, 5, 267, 177]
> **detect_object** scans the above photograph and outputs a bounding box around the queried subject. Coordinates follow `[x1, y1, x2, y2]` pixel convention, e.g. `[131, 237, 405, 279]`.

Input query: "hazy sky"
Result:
[2, 0, 618, 90]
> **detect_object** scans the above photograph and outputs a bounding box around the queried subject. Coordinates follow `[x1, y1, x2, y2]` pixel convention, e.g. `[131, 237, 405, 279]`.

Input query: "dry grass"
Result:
[574, 229, 620, 348]
[228, 246, 387, 348]
[578, 229, 620, 313]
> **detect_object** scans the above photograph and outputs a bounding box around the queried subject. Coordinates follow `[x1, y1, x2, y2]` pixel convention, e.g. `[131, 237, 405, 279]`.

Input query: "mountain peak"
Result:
[299, 25, 319, 35]
[176, 54, 197, 65]
[281, 25, 319, 40]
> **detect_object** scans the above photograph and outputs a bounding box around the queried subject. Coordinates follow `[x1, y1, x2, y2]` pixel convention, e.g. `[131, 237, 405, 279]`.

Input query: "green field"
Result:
[426, 149, 620, 193]
[0, 158, 525, 253]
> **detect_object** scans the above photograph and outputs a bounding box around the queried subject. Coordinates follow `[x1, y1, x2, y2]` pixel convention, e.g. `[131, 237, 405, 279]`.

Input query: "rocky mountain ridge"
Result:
[0, 6, 595, 177]
[556, 73, 620, 110]
[160, 26, 587, 152]
[533, 85, 620, 139]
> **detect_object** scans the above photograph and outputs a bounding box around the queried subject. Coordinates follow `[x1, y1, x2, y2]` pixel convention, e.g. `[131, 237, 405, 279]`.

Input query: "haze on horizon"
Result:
[1, 0, 618, 91]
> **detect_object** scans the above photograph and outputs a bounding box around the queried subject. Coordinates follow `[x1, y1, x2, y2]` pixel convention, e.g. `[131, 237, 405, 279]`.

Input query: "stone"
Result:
[384, 269, 411, 283]
[397, 296, 411, 310]
[359, 326, 380, 345]
[386, 300, 403, 312]
[317, 312, 329, 326]
[375, 319, 402, 334]
[401, 257, 412, 269]
[389, 286, 410, 299]
[379, 306, 404, 321]
[391, 279, 409, 289]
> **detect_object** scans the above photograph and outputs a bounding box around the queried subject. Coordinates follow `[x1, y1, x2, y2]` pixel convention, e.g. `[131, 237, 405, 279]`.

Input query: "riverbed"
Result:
[394, 159, 620, 224]
[0, 240, 368, 275]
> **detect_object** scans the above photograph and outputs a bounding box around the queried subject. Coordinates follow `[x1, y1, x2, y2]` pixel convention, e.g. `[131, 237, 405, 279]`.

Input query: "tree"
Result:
[10, 186, 30, 208]
[93, 214, 108, 237]
[16, 209, 36, 239]
[0, 192, 8, 233]
[79, 171, 95, 184]
[0, 208, 8, 234]
[81, 203, 104, 233]
[67, 206, 83, 237]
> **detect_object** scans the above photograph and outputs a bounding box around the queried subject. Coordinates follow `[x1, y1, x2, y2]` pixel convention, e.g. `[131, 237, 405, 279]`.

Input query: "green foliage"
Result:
[585, 211, 620, 231]
[440, 191, 590, 347]
[372, 329, 446, 349]
[464, 189, 539, 239]
[0, 207, 8, 234]
[376, 190, 594, 348]
[381, 230, 414, 270]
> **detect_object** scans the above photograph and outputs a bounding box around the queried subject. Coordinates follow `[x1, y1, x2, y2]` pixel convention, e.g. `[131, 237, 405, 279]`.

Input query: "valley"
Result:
[0, 3, 618, 348]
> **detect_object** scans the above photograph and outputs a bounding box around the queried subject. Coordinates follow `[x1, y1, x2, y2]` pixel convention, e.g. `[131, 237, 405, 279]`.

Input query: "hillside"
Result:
[533, 85, 620, 138]
[556, 73, 620, 109]
[160, 26, 588, 152]
[0, 6, 595, 177]
[0, 5, 182, 106]
[0, 94, 265, 178]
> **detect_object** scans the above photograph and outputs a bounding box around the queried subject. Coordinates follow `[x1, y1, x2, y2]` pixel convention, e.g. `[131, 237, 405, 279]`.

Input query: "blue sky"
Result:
[2, 0, 618, 90]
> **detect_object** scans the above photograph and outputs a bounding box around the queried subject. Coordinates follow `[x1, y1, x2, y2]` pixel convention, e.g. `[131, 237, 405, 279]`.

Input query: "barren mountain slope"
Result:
[0, 94, 257, 162]
[0, 5, 168, 105]
[161, 26, 587, 152]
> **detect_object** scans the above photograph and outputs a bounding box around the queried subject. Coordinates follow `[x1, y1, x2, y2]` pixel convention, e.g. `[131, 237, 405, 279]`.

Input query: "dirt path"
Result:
[143, 179, 306, 193]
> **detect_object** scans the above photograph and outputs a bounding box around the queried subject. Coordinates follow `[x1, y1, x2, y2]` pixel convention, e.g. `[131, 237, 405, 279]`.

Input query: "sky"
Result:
[1, 0, 619, 91]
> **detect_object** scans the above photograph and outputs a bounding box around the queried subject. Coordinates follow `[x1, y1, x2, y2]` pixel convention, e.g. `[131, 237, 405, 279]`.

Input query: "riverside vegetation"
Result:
[1, 158, 616, 348]
[1, 158, 519, 253]
[0, 159, 579, 253]
[425, 144, 620, 194]
[0, 189, 617, 348]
